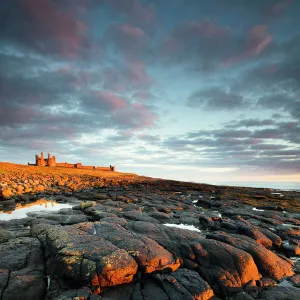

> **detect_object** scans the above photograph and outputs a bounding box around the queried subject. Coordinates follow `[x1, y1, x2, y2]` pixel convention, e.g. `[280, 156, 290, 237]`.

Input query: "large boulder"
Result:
[196, 239, 261, 295]
[207, 232, 294, 280]
[44, 224, 138, 289]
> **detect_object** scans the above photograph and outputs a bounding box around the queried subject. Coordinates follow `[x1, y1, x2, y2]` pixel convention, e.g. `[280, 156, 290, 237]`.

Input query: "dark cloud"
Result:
[0, 0, 91, 57]
[163, 120, 300, 173]
[187, 87, 247, 110]
[225, 118, 275, 128]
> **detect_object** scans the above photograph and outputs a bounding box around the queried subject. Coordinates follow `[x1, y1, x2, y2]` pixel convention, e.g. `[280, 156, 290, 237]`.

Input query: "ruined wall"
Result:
[80, 166, 96, 170]
[95, 167, 111, 171]
[32, 152, 115, 171]
[56, 163, 77, 168]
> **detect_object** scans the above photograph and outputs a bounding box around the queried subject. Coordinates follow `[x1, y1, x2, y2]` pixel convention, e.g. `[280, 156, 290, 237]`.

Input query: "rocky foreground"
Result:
[0, 163, 299, 300]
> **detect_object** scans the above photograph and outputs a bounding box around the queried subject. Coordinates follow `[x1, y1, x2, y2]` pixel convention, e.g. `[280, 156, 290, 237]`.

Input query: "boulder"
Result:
[259, 286, 300, 300]
[207, 232, 294, 280]
[154, 268, 214, 300]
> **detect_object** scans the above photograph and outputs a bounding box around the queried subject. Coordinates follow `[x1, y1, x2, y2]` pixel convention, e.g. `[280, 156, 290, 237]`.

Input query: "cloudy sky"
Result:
[1, 0, 300, 185]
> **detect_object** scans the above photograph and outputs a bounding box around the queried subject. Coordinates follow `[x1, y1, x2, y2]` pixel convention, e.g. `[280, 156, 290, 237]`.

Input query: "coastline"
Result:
[0, 162, 299, 300]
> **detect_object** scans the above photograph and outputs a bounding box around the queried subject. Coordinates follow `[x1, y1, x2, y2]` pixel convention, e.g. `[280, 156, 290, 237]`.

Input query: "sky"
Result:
[0, 0, 300, 185]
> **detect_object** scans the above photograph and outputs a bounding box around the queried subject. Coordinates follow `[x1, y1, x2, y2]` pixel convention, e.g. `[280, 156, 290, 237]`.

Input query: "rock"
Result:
[100, 217, 128, 226]
[259, 286, 300, 300]
[207, 232, 294, 280]
[280, 242, 300, 257]
[44, 225, 138, 288]
[234, 292, 255, 300]
[2, 267, 45, 300]
[141, 280, 169, 300]
[0, 228, 15, 243]
[0, 269, 9, 297]
[93, 193, 107, 200]
[54, 288, 100, 300]
[121, 210, 159, 223]
[257, 277, 278, 288]
[154, 268, 214, 300]
[236, 219, 273, 248]
[101, 283, 135, 300]
[197, 239, 261, 295]
[259, 227, 282, 247]
[288, 274, 300, 287]
[93, 222, 181, 273]
[0, 237, 45, 300]
[0, 188, 14, 199]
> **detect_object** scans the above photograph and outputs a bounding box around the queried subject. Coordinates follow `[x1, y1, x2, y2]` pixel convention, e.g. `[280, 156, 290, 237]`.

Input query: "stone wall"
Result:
[32, 152, 115, 171]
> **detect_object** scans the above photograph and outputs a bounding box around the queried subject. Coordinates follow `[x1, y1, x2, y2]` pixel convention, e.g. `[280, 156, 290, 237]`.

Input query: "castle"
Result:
[28, 152, 115, 171]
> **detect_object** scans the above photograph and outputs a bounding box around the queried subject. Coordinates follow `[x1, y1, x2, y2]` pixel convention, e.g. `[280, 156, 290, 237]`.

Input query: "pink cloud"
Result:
[222, 25, 272, 67]
[126, 60, 152, 89]
[103, 60, 152, 92]
[92, 91, 128, 110]
[105, 23, 148, 59]
[113, 103, 157, 130]
[20, 0, 87, 57]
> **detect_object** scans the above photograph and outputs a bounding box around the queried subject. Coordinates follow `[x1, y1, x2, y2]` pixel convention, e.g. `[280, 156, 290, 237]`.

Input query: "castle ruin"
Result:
[28, 152, 115, 171]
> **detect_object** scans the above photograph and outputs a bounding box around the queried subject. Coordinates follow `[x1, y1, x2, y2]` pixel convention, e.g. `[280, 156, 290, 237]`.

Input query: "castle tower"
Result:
[35, 154, 40, 166]
[47, 153, 56, 167]
[40, 152, 46, 167]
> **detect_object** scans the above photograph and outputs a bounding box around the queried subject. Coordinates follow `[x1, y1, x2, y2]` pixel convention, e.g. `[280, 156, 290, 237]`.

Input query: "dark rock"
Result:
[0, 228, 15, 243]
[207, 232, 294, 280]
[234, 292, 255, 300]
[236, 219, 273, 248]
[93, 222, 181, 273]
[2, 267, 45, 300]
[154, 268, 214, 300]
[257, 277, 278, 288]
[197, 239, 261, 295]
[288, 274, 300, 287]
[259, 286, 300, 300]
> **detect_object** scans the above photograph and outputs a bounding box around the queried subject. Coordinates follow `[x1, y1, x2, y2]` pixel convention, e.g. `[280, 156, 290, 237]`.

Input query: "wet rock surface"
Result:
[0, 167, 299, 299]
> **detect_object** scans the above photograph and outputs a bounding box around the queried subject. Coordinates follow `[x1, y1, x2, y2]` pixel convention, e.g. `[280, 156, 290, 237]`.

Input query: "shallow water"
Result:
[252, 207, 265, 212]
[163, 223, 201, 232]
[0, 199, 73, 221]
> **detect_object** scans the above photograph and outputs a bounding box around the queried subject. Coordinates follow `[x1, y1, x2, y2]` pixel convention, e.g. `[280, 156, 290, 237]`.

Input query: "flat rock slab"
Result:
[259, 286, 300, 300]
[42, 221, 180, 289]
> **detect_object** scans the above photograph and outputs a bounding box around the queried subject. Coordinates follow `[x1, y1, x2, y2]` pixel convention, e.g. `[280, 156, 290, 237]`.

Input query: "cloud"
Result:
[87, 91, 128, 111]
[106, 0, 155, 27]
[162, 119, 300, 174]
[225, 118, 276, 128]
[113, 103, 157, 130]
[104, 23, 149, 59]
[0, 0, 89, 57]
[187, 87, 247, 110]
[222, 25, 273, 67]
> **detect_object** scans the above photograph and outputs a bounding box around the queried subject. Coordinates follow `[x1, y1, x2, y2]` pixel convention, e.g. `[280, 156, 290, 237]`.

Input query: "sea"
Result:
[210, 181, 300, 191]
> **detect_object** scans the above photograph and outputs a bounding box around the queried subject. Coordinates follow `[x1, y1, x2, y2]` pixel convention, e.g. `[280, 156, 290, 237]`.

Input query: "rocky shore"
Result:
[0, 163, 299, 300]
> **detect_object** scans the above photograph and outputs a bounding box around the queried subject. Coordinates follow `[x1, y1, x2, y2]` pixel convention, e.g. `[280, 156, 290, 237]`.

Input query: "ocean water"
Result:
[0, 199, 73, 221]
[211, 181, 300, 191]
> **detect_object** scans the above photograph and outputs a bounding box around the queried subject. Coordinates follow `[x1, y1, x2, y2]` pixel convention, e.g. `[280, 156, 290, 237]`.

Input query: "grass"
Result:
[0, 162, 137, 179]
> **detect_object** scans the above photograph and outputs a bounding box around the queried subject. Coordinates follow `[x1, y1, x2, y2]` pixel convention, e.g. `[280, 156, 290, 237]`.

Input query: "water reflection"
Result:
[0, 199, 73, 221]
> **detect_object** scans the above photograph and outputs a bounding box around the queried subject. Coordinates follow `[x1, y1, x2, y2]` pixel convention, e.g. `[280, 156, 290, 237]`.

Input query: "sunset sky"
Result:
[0, 0, 300, 185]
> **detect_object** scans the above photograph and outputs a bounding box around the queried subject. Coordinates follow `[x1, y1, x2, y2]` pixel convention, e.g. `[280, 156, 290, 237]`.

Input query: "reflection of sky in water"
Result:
[0, 200, 73, 221]
[164, 223, 201, 232]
